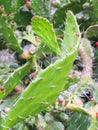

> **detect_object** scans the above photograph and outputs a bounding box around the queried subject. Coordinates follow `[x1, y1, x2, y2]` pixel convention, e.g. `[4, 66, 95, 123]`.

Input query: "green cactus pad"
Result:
[1, 51, 77, 128]
[62, 11, 81, 55]
[32, 16, 61, 55]
[0, 60, 32, 99]
[67, 112, 92, 130]
[88, 118, 98, 130]
[91, 0, 98, 23]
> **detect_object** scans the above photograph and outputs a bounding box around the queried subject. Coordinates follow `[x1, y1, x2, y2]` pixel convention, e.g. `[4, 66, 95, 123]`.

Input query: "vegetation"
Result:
[0, 0, 98, 130]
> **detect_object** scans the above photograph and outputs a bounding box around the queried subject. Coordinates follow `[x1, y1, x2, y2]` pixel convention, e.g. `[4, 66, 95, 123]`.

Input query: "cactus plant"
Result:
[85, 25, 98, 38]
[1, 0, 98, 130]
[0, 60, 33, 99]
[30, 0, 50, 18]
[67, 112, 98, 130]
[62, 10, 80, 55]
[0, 51, 77, 129]
[79, 38, 94, 82]
[91, 0, 98, 23]
[0, 0, 13, 14]
[1, 1, 98, 130]
[14, 12, 32, 27]
[67, 112, 92, 130]
[52, 0, 86, 28]
[32, 16, 61, 56]
[0, 15, 23, 54]
[13, 0, 25, 11]
[0, 11, 81, 129]
[52, 0, 98, 32]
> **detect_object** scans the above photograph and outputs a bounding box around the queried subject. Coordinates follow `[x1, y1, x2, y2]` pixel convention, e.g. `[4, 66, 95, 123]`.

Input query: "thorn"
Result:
[8, 118, 12, 121]
[1, 125, 10, 129]
[39, 77, 44, 80]
[3, 107, 10, 113]
[66, 52, 69, 56]
[28, 97, 35, 100]
[40, 101, 48, 105]
[20, 96, 24, 100]
[32, 15, 38, 19]
[75, 33, 80, 37]
[2, 11, 7, 17]
[56, 67, 62, 70]
[50, 85, 56, 88]
[18, 116, 25, 119]
[0, 86, 5, 92]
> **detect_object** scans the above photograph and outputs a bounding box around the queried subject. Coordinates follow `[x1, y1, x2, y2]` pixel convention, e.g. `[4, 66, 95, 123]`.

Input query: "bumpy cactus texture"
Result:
[32, 16, 61, 55]
[1, 51, 77, 129]
[0, 11, 80, 129]
[62, 11, 80, 55]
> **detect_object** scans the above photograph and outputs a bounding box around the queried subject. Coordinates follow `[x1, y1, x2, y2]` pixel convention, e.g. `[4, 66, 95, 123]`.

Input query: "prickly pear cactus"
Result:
[91, 0, 98, 23]
[13, 0, 25, 12]
[67, 112, 92, 130]
[45, 121, 64, 130]
[52, 0, 98, 30]
[30, 0, 50, 18]
[88, 118, 98, 130]
[0, 0, 13, 14]
[68, 112, 98, 130]
[1, 51, 77, 129]
[0, 11, 81, 129]
[0, 60, 32, 99]
[62, 10, 80, 55]
[52, 0, 86, 28]
[85, 25, 98, 38]
[0, 11, 23, 54]
[32, 16, 61, 55]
